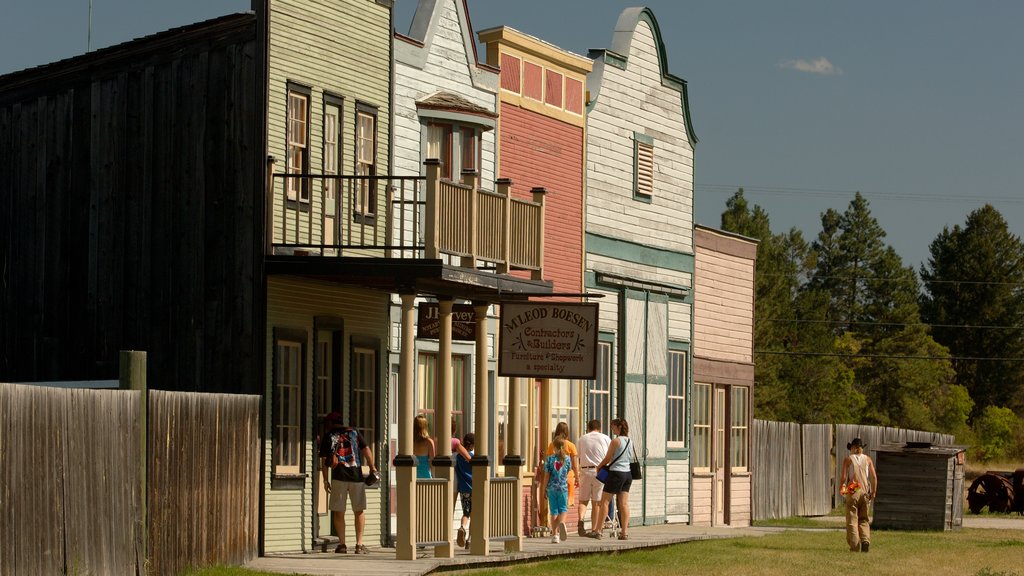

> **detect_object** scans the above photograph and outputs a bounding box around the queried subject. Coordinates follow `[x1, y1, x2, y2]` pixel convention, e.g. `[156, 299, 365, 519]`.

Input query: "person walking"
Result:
[413, 415, 435, 479]
[454, 432, 475, 548]
[541, 435, 573, 543]
[840, 437, 878, 552]
[589, 418, 634, 540]
[544, 422, 580, 521]
[576, 419, 611, 536]
[319, 412, 377, 554]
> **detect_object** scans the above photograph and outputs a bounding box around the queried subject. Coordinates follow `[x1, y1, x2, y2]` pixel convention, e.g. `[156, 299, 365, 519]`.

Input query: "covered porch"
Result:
[266, 160, 551, 559]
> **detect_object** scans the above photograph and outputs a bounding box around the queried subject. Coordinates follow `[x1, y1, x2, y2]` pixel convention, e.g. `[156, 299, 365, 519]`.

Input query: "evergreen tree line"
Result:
[720, 190, 1024, 462]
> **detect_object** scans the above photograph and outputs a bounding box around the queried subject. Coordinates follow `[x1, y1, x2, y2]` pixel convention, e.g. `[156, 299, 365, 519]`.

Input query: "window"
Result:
[323, 99, 342, 245]
[550, 379, 580, 442]
[523, 61, 543, 101]
[588, 341, 612, 424]
[352, 345, 377, 444]
[424, 121, 483, 182]
[273, 330, 306, 476]
[667, 350, 686, 446]
[425, 123, 453, 179]
[355, 107, 377, 217]
[634, 133, 654, 199]
[500, 53, 521, 94]
[544, 69, 562, 108]
[416, 352, 468, 440]
[286, 89, 310, 202]
[460, 128, 479, 174]
[731, 386, 750, 472]
[692, 382, 711, 470]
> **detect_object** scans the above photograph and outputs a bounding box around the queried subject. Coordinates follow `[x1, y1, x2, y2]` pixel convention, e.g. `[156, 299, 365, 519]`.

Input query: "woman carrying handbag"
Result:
[588, 418, 636, 540]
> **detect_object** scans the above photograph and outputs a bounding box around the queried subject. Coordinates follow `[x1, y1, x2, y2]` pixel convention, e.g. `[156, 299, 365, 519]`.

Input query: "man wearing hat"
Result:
[319, 412, 378, 554]
[839, 437, 878, 552]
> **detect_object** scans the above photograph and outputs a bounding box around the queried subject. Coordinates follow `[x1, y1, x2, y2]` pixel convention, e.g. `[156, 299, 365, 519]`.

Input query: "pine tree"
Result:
[921, 204, 1024, 415]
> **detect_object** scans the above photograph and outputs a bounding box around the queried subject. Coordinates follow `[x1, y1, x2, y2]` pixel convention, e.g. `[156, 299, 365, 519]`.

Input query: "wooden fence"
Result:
[0, 380, 260, 576]
[149, 390, 261, 576]
[752, 419, 955, 520]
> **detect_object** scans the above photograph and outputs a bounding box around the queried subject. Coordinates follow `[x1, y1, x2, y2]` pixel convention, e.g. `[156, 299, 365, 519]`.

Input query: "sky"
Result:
[2, 1, 1022, 270]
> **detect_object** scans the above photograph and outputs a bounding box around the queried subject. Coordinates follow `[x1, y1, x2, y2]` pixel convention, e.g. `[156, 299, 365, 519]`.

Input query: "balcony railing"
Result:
[269, 159, 545, 279]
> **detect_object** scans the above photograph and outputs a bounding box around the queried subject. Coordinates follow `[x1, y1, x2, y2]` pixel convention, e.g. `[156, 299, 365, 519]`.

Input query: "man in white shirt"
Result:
[576, 419, 612, 536]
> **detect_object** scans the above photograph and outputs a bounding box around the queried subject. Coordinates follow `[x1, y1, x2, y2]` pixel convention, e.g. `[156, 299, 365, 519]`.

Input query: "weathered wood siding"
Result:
[729, 474, 752, 527]
[264, 277, 389, 552]
[0, 15, 261, 394]
[585, 18, 694, 256]
[0, 384, 141, 575]
[584, 8, 695, 527]
[666, 457, 691, 523]
[267, 0, 391, 244]
[500, 105, 584, 294]
[694, 227, 756, 363]
[873, 448, 965, 531]
[393, 0, 497, 182]
[149, 390, 261, 575]
[691, 475, 713, 525]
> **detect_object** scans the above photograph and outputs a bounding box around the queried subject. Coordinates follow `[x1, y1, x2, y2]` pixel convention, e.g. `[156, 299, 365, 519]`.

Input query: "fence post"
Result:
[120, 350, 148, 567]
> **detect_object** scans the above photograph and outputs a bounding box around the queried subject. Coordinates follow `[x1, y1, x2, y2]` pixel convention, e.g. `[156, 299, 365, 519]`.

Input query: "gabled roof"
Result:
[0, 12, 255, 100]
[416, 91, 498, 119]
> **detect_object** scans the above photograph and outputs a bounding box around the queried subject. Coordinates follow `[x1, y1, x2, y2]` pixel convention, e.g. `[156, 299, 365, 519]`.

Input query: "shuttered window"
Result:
[634, 134, 654, 199]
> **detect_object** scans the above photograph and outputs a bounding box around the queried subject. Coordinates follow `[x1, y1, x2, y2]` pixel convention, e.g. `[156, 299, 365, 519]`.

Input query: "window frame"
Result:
[588, 337, 613, 424]
[730, 386, 750, 473]
[667, 349, 687, 448]
[354, 103, 378, 220]
[272, 327, 307, 487]
[286, 84, 312, 205]
[351, 336, 379, 446]
[692, 382, 712, 472]
[633, 132, 655, 201]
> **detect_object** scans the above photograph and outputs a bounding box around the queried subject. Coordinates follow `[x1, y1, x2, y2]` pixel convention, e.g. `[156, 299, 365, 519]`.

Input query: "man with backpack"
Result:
[319, 412, 378, 554]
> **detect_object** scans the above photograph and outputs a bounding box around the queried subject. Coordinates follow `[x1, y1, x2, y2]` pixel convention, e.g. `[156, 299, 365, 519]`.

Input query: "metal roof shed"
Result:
[872, 442, 967, 531]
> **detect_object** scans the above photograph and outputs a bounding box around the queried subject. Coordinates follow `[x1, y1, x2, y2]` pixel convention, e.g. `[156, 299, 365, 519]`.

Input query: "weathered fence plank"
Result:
[0, 383, 140, 575]
[148, 390, 260, 576]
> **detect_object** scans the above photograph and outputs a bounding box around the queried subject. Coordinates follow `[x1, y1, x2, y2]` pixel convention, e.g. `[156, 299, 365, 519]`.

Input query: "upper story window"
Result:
[286, 88, 310, 203]
[423, 121, 482, 182]
[634, 132, 655, 200]
[500, 53, 521, 94]
[545, 69, 563, 108]
[355, 106, 377, 218]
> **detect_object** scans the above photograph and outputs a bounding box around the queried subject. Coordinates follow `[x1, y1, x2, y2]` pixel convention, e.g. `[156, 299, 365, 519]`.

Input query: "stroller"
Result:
[603, 497, 621, 539]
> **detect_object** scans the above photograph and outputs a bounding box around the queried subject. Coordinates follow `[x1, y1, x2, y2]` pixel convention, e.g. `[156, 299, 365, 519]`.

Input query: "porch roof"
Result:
[264, 256, 552, 301]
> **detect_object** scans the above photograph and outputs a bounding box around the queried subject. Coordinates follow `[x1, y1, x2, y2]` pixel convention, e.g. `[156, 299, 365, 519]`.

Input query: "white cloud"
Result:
[778, 57, 842, 76]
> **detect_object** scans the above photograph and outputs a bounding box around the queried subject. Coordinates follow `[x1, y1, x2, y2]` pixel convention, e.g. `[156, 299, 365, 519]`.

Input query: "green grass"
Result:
[456, 529, 1024, 576]
[183, 528, 1024, 576]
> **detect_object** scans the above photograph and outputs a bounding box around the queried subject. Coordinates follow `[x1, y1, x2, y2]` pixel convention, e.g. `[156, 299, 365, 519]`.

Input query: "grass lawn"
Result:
[186, 528, 1024, 576]
[459, 529, 1024, 576]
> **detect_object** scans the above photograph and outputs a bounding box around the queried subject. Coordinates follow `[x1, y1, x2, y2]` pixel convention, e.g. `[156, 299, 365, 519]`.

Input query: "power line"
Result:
[695, 183, 1024, 204]
[761, 318, 1024, 330]
[756, 350, 1024, 361]
[759, 272, 1024, 286]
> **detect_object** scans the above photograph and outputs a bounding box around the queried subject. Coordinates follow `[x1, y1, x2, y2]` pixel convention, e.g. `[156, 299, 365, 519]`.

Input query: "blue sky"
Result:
[3, 1, 1022, 269]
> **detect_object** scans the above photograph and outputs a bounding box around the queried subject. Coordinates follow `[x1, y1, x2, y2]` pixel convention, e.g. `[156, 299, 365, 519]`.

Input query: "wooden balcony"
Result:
[269, 159, 545, 279]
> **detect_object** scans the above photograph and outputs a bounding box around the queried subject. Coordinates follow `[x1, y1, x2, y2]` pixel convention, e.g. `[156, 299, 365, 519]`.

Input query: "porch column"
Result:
[537, 378, 552, 528]
[503, 375, 524, 552]
[395, 293, 417, 560]
[434, 297, 456, 558]
[470, 302, 491, 555]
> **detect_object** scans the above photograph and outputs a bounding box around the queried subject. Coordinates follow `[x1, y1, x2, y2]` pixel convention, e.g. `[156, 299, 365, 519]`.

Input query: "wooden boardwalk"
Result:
[247, 524, 788, 576]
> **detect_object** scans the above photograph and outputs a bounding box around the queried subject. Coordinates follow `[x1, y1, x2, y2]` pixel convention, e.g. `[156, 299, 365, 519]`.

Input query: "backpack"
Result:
[330, 428, 361, 469]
